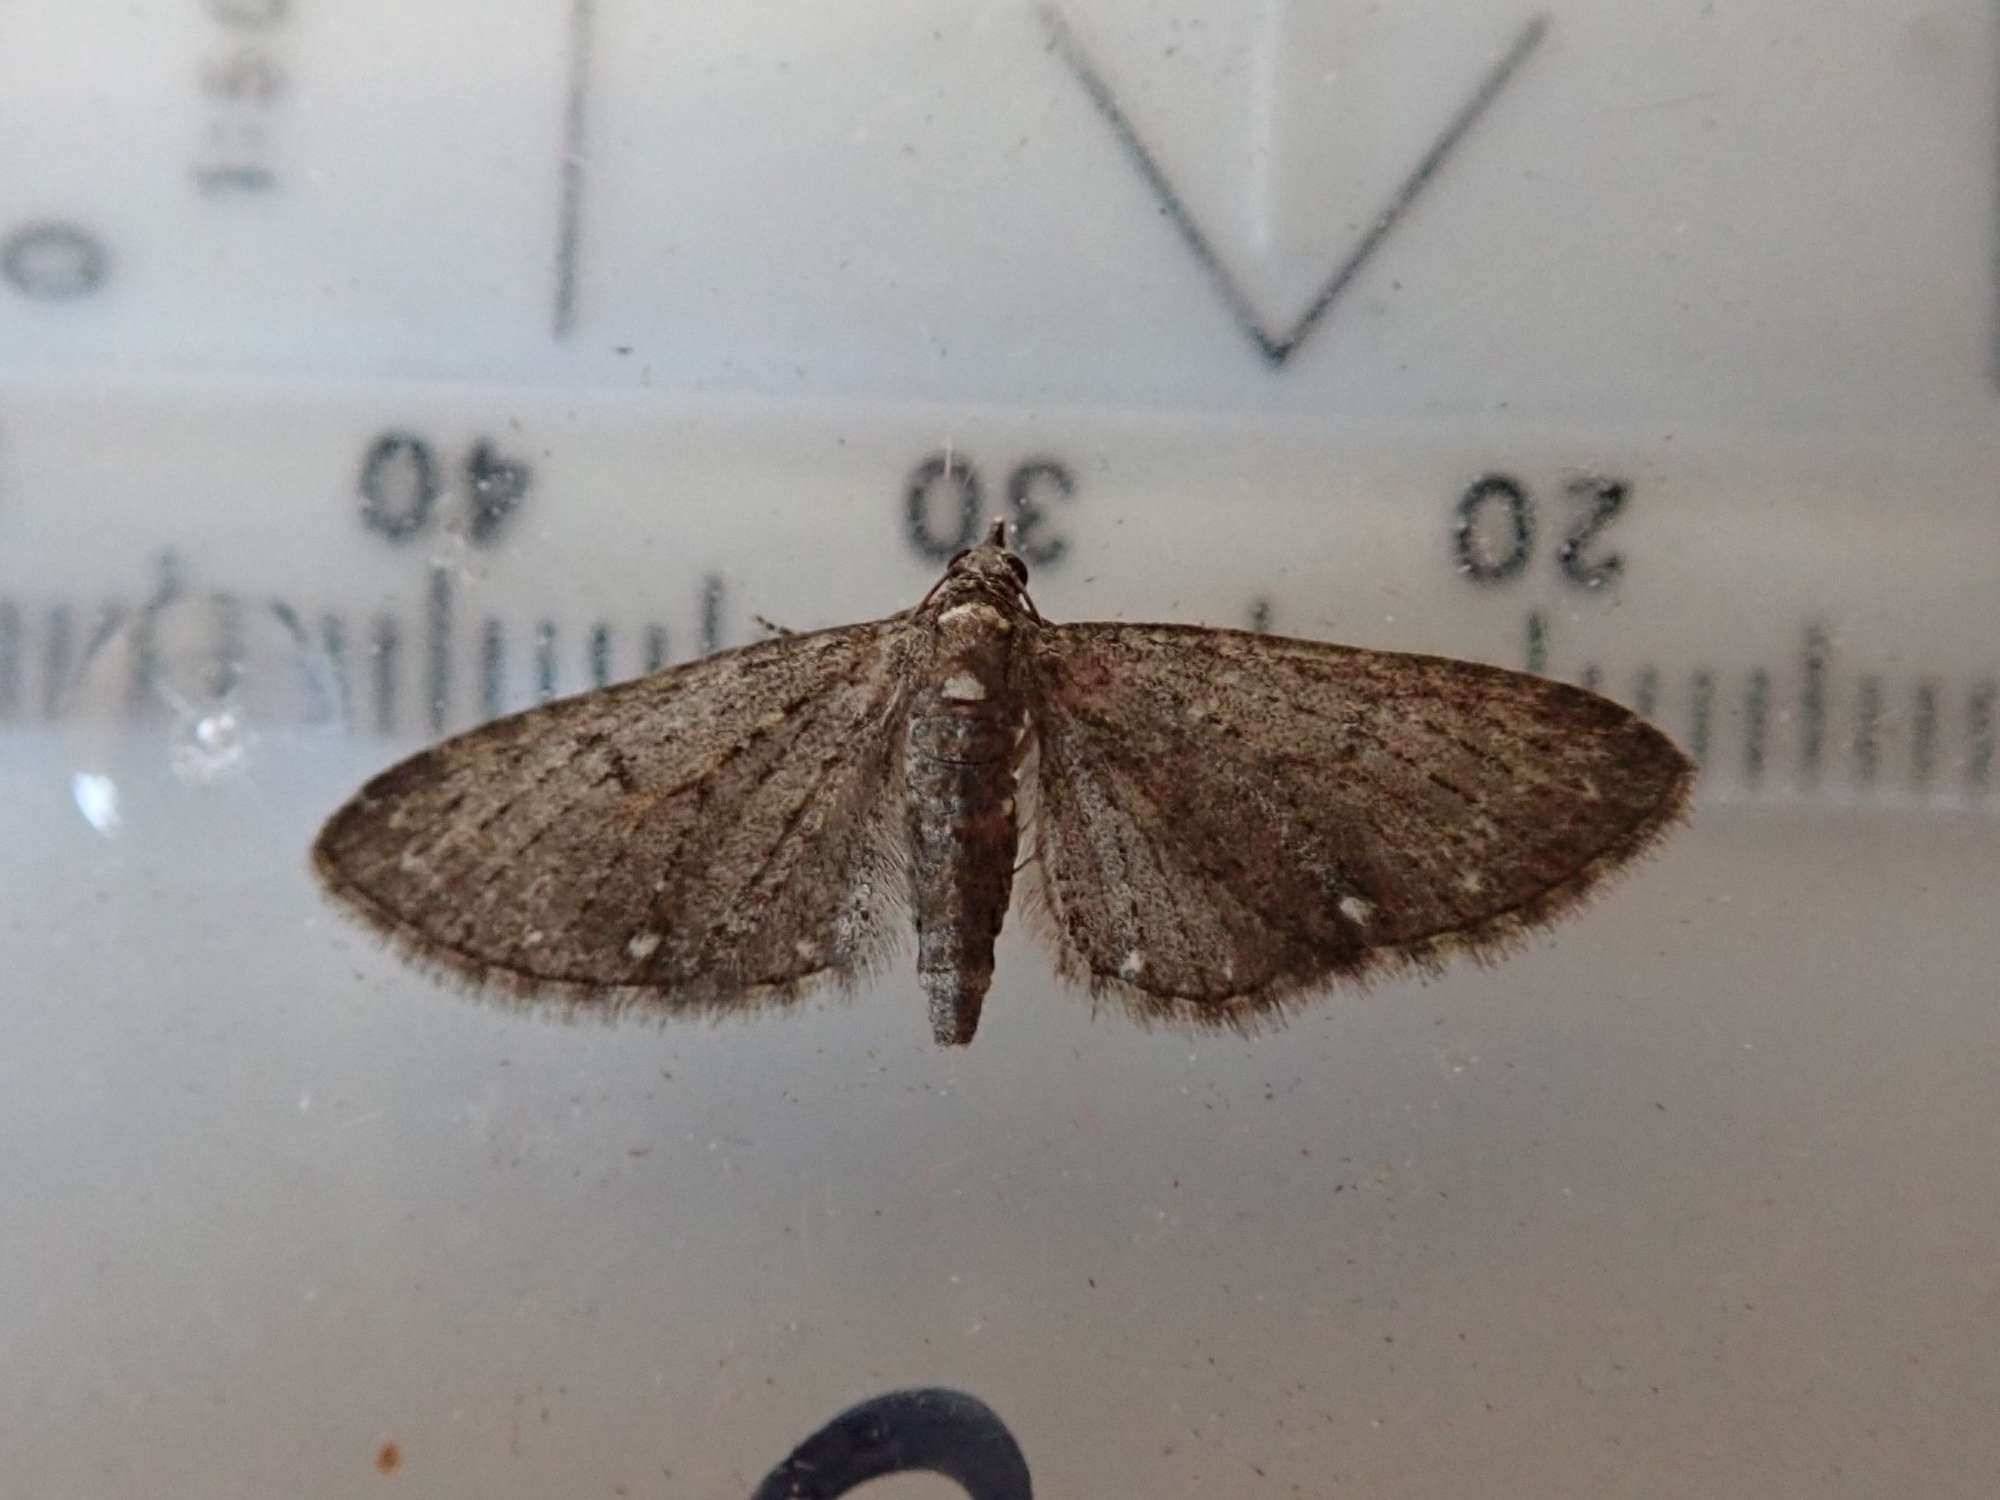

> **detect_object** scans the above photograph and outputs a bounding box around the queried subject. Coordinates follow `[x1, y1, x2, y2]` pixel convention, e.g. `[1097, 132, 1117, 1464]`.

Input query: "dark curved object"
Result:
[751, 1386, 1032, 1500]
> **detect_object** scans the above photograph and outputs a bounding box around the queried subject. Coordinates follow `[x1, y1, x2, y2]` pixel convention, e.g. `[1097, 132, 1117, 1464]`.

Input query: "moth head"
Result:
[939, 518, 1034, 612]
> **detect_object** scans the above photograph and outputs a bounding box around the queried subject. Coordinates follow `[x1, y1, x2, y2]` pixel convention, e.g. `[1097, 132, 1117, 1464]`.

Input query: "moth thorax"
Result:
[924, 599, 1017, 718]
[937, 600, 1013, 635]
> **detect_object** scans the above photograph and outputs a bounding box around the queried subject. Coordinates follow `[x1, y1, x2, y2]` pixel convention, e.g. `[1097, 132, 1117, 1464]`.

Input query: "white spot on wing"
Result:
[1119, 949, 1146, 980]
[626, 930, 662, 960]
[1337, 895, 1375, 926]
[942, 672, 987, 701]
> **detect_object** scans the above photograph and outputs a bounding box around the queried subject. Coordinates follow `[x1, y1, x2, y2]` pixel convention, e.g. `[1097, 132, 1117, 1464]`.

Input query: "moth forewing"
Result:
[311, 617, 917, 1015]
[1025, 623, 1693, 1028]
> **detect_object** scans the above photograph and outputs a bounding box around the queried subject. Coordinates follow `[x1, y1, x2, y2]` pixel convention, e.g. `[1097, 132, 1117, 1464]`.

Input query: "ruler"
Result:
[6, 382, 1994, 814]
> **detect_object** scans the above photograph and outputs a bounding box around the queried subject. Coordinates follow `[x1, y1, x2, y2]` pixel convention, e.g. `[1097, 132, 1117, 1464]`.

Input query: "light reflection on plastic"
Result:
[72, 772, 121, 836]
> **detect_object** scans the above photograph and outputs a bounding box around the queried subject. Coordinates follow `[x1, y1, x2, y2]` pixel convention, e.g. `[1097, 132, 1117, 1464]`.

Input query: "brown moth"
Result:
[313, 521, 1693, 1046]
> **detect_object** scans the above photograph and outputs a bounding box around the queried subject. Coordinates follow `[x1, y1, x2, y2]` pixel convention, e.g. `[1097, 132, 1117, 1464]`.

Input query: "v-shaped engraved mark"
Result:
[1040, 6, 1549, 368]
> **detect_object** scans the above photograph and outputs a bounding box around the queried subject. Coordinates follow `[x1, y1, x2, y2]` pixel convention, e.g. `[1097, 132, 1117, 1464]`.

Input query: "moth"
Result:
[314, 522, 1693, 1046]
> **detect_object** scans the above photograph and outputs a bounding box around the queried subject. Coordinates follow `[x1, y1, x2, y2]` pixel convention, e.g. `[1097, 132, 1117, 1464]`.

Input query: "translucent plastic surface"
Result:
[3, 3, 1996, 1496]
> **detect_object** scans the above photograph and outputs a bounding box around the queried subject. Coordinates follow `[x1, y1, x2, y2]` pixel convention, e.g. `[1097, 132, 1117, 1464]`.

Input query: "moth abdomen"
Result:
[900, 559, 1038, 1045]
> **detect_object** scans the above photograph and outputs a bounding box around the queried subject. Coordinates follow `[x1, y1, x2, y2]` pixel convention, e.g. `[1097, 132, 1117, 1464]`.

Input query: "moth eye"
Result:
[1004, 554, 1029, 585]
